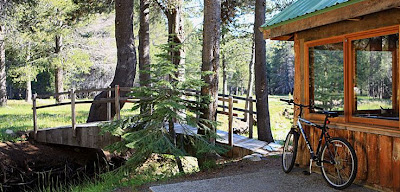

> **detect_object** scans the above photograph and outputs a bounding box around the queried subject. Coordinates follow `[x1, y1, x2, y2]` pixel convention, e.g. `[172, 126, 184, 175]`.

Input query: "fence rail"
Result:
[32, 86, 257, 146]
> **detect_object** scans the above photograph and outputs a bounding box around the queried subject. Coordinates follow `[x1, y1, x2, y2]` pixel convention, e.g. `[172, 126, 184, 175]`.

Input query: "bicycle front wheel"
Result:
[282, 130, 298, 173]
[320, 137, 357, 189]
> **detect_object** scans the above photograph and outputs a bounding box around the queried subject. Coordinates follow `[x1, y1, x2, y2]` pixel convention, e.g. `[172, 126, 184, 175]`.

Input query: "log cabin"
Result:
[261, 0, 400, 191]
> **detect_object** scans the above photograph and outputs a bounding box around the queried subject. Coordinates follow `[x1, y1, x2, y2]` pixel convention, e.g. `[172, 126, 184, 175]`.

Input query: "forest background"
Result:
[2, 0, 294, 102]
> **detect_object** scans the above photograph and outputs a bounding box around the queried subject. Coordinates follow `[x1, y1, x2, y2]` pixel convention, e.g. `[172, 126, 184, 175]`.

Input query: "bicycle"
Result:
[280, 99, 357, 190]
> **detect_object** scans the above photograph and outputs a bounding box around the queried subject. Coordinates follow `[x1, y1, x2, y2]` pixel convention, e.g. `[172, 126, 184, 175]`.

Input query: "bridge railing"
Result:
[32, 87, 257, 146]
[184, 90, 257, 147]
[32, 85, 138, 138]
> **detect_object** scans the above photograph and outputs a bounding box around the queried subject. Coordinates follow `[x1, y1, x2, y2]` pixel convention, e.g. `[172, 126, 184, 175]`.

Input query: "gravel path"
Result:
[149, 165, 376, 192]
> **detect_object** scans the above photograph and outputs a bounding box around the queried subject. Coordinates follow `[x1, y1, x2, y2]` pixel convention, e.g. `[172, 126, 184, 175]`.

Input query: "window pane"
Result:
[352, 33, 399, 121]
[309, 42, 344, 112]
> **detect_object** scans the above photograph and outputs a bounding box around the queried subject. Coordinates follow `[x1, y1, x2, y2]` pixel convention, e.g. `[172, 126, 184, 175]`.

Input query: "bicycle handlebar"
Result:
[280, 99, 333, 114]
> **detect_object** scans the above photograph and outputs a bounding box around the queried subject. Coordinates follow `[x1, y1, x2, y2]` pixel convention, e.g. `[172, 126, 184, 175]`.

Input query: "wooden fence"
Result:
[32, 86, 257, 146]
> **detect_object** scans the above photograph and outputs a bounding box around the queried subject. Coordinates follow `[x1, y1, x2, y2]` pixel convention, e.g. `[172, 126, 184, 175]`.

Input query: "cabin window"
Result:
[306, 27, 400, 126]
[351, 33, 399, 121]
[308, 42, 344, 113]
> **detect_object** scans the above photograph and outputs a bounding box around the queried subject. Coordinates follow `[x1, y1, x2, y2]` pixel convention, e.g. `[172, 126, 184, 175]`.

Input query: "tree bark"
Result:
[87, 0, 137, 122]
[222, 49, 227, 112]
[139, 0, 151, 87]
[0, 25, 6, 106]
[54, 35, 64, 103]
[25, 42, 31, 102]
[139, 0, 151, 114]
[160, 0, 185, 81]
[200, 0, 221, 124]
[156, 0, 185, 123]
[244, 37, 255, 121]
[254, 0, 273, 142]
[25, 80, 32, 102]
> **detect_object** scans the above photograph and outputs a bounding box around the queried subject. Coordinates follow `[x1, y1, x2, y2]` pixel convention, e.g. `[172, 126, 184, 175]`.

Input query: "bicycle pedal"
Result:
[302, 170, 311, 175]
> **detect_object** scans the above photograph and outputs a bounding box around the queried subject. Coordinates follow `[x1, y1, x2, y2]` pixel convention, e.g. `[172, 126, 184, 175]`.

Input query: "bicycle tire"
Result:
[320, 137, 357, 189]
[282, 130, 299, 173]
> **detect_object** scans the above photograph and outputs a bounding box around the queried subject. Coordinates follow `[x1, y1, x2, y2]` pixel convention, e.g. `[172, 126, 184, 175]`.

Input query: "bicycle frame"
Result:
[294, 108, 332, 162]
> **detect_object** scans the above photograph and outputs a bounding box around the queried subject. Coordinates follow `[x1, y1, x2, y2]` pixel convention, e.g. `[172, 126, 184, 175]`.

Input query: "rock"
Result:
[251, 153, 263, 158]
[263, 142, 283, 152]
[5, 129, 14, 135]
[243, 154, 262, 162]
[268, 142, 282, 149]
[263, 145, 275, 152]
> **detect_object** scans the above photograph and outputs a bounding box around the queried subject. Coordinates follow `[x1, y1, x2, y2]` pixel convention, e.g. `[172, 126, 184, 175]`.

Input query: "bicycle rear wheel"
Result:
[282, 130, 298, 173]
[320, 137, 357, 189]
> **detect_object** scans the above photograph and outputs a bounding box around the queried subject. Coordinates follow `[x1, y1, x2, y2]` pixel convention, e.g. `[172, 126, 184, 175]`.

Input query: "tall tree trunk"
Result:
[244, 37, 255, 121]
[254, 0, 273, 142]
[139, 0, 151, 114]
[25, 42, 31, 102]
[54, 35, 63, 103]
[0, 25, 5, 106]
[87, 0, 137, 122]
[25, 80, 31, 102]
[200, 0, 221, 125]
[165, 1, 185, 81]
[222, 50, 227, 112]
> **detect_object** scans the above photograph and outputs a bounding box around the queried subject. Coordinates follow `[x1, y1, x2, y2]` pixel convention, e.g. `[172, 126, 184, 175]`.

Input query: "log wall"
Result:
[293, 9, 400, 191]
[295, 126, 400, 191]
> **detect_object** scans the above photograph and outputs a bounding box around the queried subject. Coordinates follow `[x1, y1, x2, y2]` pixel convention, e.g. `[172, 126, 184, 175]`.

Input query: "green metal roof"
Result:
[261, 0, 366, 30]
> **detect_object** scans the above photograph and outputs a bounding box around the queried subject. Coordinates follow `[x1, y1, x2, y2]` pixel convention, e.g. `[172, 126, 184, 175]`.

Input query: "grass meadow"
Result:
[0, 96, 292, 142]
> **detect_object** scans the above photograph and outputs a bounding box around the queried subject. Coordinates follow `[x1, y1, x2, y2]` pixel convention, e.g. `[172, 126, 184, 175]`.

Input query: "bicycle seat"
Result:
[324, 111, 338, 118]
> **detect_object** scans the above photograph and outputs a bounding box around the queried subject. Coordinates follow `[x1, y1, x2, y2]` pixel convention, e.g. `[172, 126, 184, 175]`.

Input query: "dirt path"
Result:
[139, 157, 376, 192]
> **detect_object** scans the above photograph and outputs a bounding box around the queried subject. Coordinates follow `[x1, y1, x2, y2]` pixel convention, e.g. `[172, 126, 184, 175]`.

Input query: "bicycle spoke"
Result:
[321, 138, 357, 189]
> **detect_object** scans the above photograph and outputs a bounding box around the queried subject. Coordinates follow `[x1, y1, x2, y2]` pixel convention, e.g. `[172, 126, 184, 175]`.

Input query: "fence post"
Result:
[32, 93, 38, 139]
[228, 96, 233, 147]
[71, 88, 76, 137]
[249, 97, 254, 139]
[107, 86, 112, 121]
[115, 85, 121, 120]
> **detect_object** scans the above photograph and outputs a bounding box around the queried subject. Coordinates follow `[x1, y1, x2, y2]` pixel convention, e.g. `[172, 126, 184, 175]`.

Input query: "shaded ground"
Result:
[138, 157, 376, 192]
[0, 141, 122, 192]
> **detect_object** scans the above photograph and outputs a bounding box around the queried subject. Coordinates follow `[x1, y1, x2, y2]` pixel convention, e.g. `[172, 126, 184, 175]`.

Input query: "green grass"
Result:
[0, 97, 293, 191]
[356, 96, 392, 110]
[0, 99, 137, 141]
[216, 95, 292, 141]
[0, 96, 293, 142]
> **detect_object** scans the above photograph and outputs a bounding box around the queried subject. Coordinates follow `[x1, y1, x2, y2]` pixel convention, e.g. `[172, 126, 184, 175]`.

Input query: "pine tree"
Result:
[101, 43, 226, 170]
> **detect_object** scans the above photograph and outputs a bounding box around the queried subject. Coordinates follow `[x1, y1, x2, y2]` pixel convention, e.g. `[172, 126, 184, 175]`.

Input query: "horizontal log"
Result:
[217, 111, 238, 117]
[218, 93, 257, 102]
[35, 100, 93, 109]
[218, 97, 238, 103]
[74, 88, 111, 93]
[37, 91, 70, 99]
[119, 87, 134, 92]
[218, 105, 257, 115]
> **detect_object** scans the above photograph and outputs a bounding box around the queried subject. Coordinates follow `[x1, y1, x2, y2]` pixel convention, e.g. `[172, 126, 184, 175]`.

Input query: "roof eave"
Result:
[261, 0, 366, 31]
[261, 0, 400, 40]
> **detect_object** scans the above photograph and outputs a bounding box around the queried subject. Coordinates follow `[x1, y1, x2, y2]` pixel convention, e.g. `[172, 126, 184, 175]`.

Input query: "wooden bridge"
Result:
[30, 86, 272, 156]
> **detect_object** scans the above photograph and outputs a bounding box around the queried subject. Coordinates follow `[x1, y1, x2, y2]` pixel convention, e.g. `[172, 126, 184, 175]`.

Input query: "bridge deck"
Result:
[31, 123, 270, 155]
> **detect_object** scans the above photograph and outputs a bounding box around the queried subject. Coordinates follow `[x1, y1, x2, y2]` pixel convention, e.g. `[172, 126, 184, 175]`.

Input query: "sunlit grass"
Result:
[216, 95, 292, 141]
[356, 96, 392, 110]
[0, 96, 293, 142]
[0, 99, 138, 141]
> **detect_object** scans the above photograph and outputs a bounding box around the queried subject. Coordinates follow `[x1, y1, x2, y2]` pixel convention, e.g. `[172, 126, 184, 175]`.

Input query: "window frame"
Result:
[304, 25, 400, 128]
[347, 27, 399, 127]
[304, 37, 346, 123]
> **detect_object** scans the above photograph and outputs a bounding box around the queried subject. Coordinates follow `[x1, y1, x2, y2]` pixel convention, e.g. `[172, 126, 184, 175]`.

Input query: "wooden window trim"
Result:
[347, 27, 399, 128]
[304, 37, 346, 124]
[304, 25, 400, 128]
